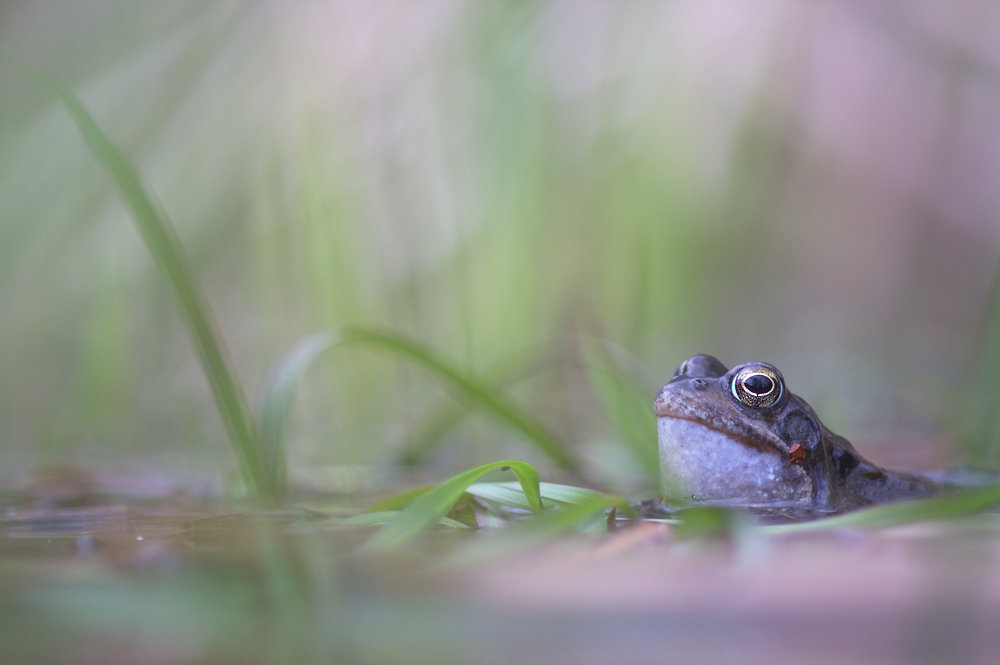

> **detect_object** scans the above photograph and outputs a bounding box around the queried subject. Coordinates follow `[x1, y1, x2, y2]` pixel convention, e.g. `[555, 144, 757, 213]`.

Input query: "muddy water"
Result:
[1, 491, 999, 665]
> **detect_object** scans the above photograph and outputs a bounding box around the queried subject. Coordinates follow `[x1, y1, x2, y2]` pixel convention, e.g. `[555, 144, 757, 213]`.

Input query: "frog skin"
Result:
[654, 354, 947, 513]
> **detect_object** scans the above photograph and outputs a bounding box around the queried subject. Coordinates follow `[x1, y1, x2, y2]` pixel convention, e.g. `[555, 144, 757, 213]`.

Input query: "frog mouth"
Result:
[655, 414, 778, 455]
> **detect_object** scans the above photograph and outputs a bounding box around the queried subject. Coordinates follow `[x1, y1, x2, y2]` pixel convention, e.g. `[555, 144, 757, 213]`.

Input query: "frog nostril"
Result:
[692, 379, 707, 388]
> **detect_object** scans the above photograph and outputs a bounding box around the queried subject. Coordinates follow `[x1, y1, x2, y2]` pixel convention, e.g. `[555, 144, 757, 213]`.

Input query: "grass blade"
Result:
[363, 486, 436, 513]
[582, 339, 659, 485]
[672, 506, 748, 540]
[396, 350, 544, 466]
[400, 345, 576, 466]
[255, 331, 344, 494]
[763, 484, 1000, 533]
[443, 493, 633, 566]
[537, 481, 604, 505]
[965, 255, 1000, 466]
[360, 460, 541, 552]
[466, 481, 602, 510]
[258, 327, 580, 473]
[465, 482, 541, 510]
[366, 480, 597, 520]
[2, 53, 272, 498]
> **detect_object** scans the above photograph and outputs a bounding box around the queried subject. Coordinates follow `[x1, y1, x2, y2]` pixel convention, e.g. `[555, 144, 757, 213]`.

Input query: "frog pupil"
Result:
[744, 373, 774, 395]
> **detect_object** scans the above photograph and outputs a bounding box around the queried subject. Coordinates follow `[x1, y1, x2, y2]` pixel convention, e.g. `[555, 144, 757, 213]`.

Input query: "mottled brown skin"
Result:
[655, 354, 945, 513]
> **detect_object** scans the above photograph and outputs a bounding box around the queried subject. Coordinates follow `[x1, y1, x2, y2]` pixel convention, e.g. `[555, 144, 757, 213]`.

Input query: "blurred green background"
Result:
[2, 0, 999, 491]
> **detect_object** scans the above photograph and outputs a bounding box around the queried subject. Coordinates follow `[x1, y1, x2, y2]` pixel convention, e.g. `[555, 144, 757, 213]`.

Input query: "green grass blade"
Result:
[343, 328, 578, 471]
[582, 339, 659, 484]
[526, 494, 626, 531]
[537, 481, 603, 505]
[965, 256, 1000, 466]
[2, 54, 272, 498]
[443, 494, 633, 566]
[672, 506, 748, 540]
[763, 484, 1000, 534]
[258, 327, 580, 473]
[367, 480, 596, 519]
[466, 481, 602, 510]
[255, 331, 346, 493]
[465, 482, 541, 510]
[396, 347, 548, 466]
[360, 460, 541, 552]
[363, 485, 436, 513]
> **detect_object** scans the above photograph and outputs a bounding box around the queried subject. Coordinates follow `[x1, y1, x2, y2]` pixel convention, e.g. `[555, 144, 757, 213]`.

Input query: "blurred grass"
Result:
[2, 51, 275, 498]
[258, 327, 580, 480]
[964, 257, 1000, 467]
[0, 3, 724, 484]
[0, 45, 588, 501]
[394, 346, 547, 467]
[581, 339, 660, 486]
[0, 1, 998, 490]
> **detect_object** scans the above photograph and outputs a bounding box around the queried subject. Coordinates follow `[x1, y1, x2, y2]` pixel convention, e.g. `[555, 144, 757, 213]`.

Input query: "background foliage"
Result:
[2, 1, 1000, 491]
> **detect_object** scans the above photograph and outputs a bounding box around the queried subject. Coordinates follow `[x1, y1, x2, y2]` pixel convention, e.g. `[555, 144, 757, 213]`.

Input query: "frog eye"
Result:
[672, 360, 690, 378]
[731, 365, 783, 408]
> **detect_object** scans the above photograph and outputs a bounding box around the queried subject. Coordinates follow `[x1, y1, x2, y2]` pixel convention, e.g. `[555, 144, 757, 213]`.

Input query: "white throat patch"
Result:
[658, 417, 811, 507]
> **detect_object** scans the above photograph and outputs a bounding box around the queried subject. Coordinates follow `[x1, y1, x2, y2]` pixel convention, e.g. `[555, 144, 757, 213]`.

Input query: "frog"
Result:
[654, 354, 947, 514]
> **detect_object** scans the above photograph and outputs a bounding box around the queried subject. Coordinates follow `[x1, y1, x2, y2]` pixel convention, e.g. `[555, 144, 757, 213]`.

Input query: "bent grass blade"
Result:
[362, 486, 437, 514]
[442, 493, 634, 566]
[396, 352, 542, 467]
[359, 460, 541, 552]
[255, 332, 341, 495]
[2, 53, 273, 498]
[257, 327, 580, 474]
[465, 481, 602, 511]
[395, 343, 567, 467]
